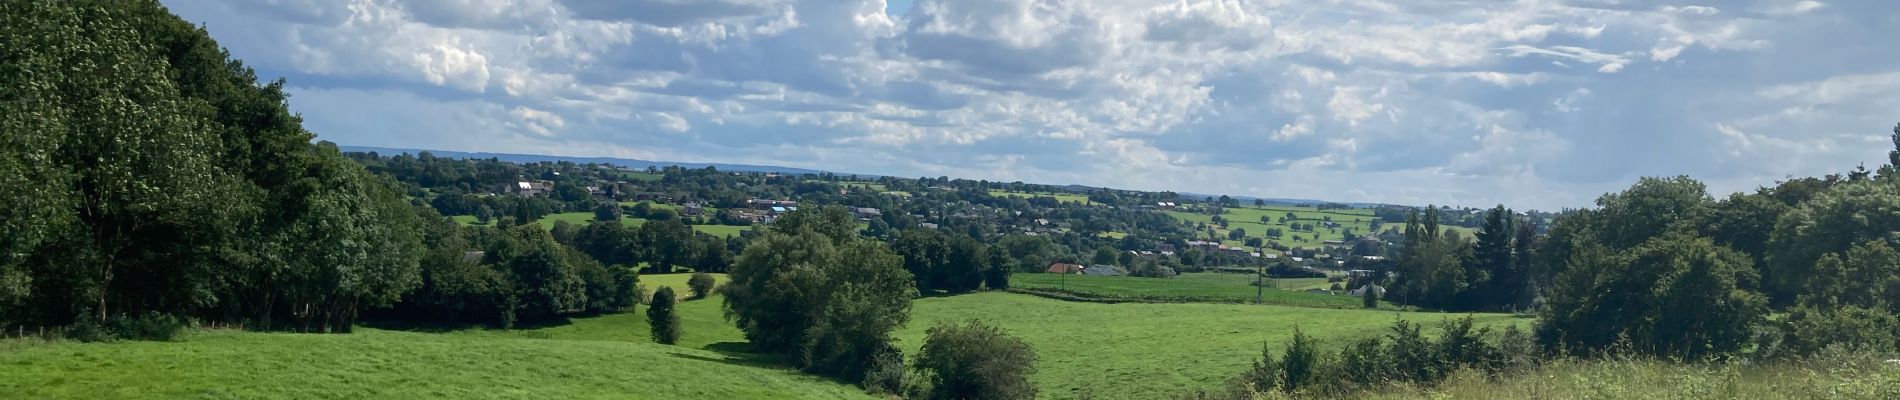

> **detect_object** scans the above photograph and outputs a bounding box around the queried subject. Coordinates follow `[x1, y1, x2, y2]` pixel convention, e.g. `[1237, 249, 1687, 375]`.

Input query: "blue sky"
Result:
[161, 0, 1900, 210]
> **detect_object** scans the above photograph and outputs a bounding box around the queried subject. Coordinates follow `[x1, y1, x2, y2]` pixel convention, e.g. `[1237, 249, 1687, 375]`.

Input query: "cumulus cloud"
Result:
[163, 0, 1900, 210]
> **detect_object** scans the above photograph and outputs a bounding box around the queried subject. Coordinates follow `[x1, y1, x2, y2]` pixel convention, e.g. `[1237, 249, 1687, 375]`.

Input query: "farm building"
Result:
[1046, 263, 1085, 274]
[1083, 265, 1124, 276]
[503, 181, 553, 197]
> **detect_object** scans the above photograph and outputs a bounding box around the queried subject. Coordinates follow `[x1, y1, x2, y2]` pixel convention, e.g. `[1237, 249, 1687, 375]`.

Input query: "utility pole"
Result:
[1256, 262, 1264, 304]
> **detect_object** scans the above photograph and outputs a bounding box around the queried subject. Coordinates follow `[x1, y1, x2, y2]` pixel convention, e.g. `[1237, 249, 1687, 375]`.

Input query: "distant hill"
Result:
[338, 146, 840, 176]
[341, 146, 1392, 208]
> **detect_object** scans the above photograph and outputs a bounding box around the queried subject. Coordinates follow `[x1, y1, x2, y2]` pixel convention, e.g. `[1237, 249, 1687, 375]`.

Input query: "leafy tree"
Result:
[1765, 179, 1900, 307]
[647, 286, 680, 344]
[593, 202, 620, 222]
[982, 247, 1012, 290]
[1537, 233, 1765, 359]
[687, 272, 717, 300]
[911, 320, 1038, 400]
[1092, 246, 1120, 266]
[723, 207, 914, 385]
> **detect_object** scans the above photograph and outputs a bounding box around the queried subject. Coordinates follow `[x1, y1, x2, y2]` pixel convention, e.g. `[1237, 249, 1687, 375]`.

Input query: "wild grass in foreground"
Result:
[1344, 355, 1900, 400]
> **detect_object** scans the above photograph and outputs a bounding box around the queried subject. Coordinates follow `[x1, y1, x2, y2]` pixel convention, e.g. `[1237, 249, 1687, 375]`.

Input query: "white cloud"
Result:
[164, 0, 1900, 210]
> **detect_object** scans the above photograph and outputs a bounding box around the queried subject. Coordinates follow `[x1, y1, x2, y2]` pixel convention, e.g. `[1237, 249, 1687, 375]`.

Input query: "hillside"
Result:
[3, 285, 1518, 400]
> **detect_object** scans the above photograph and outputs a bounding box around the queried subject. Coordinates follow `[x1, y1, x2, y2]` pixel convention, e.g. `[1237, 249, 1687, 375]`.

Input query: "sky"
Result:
[161, 0, 1900, 210]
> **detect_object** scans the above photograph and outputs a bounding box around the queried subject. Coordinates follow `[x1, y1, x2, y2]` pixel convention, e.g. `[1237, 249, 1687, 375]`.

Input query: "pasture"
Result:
[1012, 273, 1367, 309]
[1166, 205, 1382, 250]
[451, 212, 752, 237]
[895, 292, 1525, 399]
[989, 189, 1094, 205]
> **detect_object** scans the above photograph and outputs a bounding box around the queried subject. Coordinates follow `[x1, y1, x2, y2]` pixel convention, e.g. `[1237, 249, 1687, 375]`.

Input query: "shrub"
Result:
[911, 320, 1038, 400]
[1231, 342, 1281, 395]
[1362, 285, 1378, 309]
[109, 312, 187, 341]
[1281, 327, 1321, 392]
[861, 344, 906, 395]
[646, 287, 680, 345]
[1337, 336, 1389, 389]
[687, 272, 717, 300]
[1782, 305, 1900, 356]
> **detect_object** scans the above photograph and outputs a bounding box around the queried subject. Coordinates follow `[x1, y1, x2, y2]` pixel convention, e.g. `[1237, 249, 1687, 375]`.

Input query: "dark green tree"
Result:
[647, 286, 680, 344]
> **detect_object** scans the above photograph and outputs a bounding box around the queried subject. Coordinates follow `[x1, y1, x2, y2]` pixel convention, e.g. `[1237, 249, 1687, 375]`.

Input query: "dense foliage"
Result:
[722, 207, 917, 386]
[648, 286, 680, 345]
[909, 320, 1038, 400]
[0, 1, 425, 333]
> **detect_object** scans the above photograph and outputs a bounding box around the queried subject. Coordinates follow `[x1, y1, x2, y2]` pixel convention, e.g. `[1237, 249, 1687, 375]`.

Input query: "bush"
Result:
[1782, 305, 1900, 356]
[647, 287, 681, 345]
[861, 344, 906, 395]
[687, 272, 716, 300]
[911, 320, 1038, 400]
[109, 312, 188, 341]
[1281, 327, 1321, 392]
[62, 312, 189, 342]
[1231, 342, 1281, 395]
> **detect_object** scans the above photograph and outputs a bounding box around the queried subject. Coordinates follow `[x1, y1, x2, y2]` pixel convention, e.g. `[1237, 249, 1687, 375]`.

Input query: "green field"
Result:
[3, 280, 1521, 400]
[1013, 273, 1367, 309]
[1167, 205, 1382, 250]
[1, 329, 863, 399]
[895, 292, 1525, 399]
[451, 212, 751, 238]
[989, 189, 1093, 205]
[615, 171, 664, 182]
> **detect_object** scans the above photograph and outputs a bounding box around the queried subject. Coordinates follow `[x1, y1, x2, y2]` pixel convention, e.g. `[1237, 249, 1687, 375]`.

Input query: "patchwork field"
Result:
[1013, 273, 1369, 309]
[989, 189, 1094, 205]
[1166, 205, 1381, 251]
[451, 212, 752, 237]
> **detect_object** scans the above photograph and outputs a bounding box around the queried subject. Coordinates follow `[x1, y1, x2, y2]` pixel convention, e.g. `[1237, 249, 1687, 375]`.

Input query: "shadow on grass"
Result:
[669, 341, 790, 370]
[357, 316, 576, 333]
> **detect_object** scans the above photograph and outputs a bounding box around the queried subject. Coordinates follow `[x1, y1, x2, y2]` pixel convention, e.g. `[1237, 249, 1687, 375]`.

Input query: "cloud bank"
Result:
[164, 0, 1900, 210]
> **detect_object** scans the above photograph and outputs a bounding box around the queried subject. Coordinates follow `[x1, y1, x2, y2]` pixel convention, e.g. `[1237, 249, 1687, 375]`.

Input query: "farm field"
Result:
[1, 326, 862, 400]
[989, 189, 1094, 205]
[2, 269, 1522, 400]
[1013, 272, 1371, 309]
[1166, 205, 1381, 250]
[894, 292, 1526, 399]
[451, 212, 752, 237]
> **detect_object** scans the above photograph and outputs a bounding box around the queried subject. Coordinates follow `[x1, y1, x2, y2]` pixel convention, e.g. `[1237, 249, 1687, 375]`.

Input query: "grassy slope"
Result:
[0, 330, 866, 399]
[0, 273, 873, 400]
[895, 292, 1525, 400]
[1013, 273, 1369, 309]
[2, 281, 1518, 400]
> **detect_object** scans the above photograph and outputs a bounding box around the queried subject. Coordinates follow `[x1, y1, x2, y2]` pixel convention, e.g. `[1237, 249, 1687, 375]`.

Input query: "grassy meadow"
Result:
[0, 274, 1521, 400]
[451, 212, 752, 237]
[895, 292, 1526, 399]
[1166, 205, 1382, 251]
[1013, 273, 1369, 309]
[989, 189, 1094, 205]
